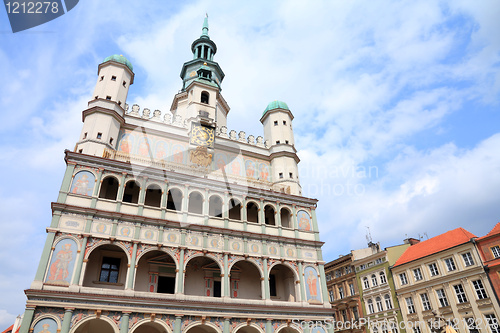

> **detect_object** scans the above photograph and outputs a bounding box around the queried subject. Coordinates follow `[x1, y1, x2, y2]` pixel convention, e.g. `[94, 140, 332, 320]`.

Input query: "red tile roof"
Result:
[477, 222, 500, 241]
[1, 325, 13, 333]
[393, 228, 476, 267]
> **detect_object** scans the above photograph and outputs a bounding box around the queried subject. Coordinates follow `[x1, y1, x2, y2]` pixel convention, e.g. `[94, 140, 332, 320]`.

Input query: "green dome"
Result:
[262, 100, 289, 116]
[103, 54, 133, 71]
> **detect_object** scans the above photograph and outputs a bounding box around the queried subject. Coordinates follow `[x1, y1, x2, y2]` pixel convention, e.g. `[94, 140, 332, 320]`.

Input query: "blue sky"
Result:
[1, 0, 500, 327]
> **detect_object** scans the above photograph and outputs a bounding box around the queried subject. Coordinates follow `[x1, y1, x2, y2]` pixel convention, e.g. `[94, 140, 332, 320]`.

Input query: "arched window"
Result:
[280, 208, 291, 228]
[99, 176, 118, 200]
[384, 294, 392, 309]
[367, 299, 374, 314]
[188, 191, 203, 214]
[201, 91, 209, 104]
[363, 277, 369, 289]
[371, 274, 378, 286]
[380, 271, 387, 284]
[376, 296, 383, 312]
[264, 205, 275, 225]
[166, 188, 183, 211]
[246, 202, 259, 223]
[209, 195, 222, 217]
[123, 180, 140, 204]
[144, 184, 162, 207]
[228, 199, 241, 220]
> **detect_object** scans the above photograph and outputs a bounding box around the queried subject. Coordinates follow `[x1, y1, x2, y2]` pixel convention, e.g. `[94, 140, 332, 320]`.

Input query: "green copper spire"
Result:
[201, 14, 209, 38]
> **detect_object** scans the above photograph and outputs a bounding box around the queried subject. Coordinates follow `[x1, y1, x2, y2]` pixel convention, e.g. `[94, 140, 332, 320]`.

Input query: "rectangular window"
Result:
[353, 306, 359, 320]
[213, 280, 221, 297]
[123, 80, 127, 87]
[445, 258, 457, 271]
[414, 327, 421, 333]
[78, 149, 83, 153]
[436, 289, 449, 307]
[111, 75, 117, 81]
[462, 252, 475, 266]
[100, 76, 104, 81]
[420, 293, 432, 311]
[380, 272, 387, 284]
[349, 283, 355, 296]
[399, 273, 408, 285]
[99, 257, 120, 283]
[279, 173, 283, 179]
[283, 120, 287, 125]
[465, 317, 479, 333]
[109, 137, 114, 145]
[83, 132, 87, 139]
[326, 274, 331, 281]
[368, 301, 374, 314]
[391, 323, 399, 333]
[429, 263, 439, 276]
[413, 268, 423, 281]
[285, 140, 289, 144]
[492, 246, 500, 259]
[106, 96, 111, 100]
[274, 121, 278, 126]
[329, 289, 335, 302]
[97, 132, 102, 139]
[276, 140, 280, 144]
[472, 279, 488, 299]
[289, 172, 293, 178]
[405, 297, 415, 314]
[341, 309, 348, 321]
[454, 284, 468, 303]
[339, 286, 345, 299]
[486, 314, 500, 333]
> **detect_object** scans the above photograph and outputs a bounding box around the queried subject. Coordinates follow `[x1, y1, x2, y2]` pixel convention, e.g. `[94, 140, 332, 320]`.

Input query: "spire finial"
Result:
[201, 14, 209, 37]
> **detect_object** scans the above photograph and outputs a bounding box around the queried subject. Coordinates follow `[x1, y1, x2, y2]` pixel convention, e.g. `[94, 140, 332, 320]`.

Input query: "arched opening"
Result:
[188, 191, 203, 214]
[234, 326, 261, 333]
[229, 261, 262, 300]
[246, 202, 259, 223]
[166, 188, 183, 211]
[280, 208, 291, 228]
[209, 195, 222, 217]
[99, 176, 119, 200]
[268, 264, 296, 302]
[228, 199, 241, 220]
[135, 250, 176, 294]
[132, 322, 167, 333]
[277, 328, 300, 333]
[123, 180, 140, 204]
[264, 205, 275, 225]
[185, 256, 222, 297]
[144, 184, 162, 207]
[82, 244, 128, 290]
[201, 91, 209, 104]
[185, 324, 218, 333]
[73, 318, 115, 333]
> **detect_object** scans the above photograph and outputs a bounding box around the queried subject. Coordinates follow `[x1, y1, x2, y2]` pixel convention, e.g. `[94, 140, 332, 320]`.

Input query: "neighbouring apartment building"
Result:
[476, 223, 500, 304]
[352, 242, 411, 333]
[392, 228, 500, 333]
[325, 254, 364, 333]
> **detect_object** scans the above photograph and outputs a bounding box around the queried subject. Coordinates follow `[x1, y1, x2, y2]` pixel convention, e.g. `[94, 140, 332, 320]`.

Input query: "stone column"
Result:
[90, 168, 104, 209]
[223, 253, 229, 297]
[71, 236, 89, 285]
[177, 249, 185, 293]
[223, 318, 230, 333]
[60, 308, 74, 333]
[263, 258, 270, 299]
[265, 319, 272, 333]
[120, 312, 130, 333]
[33, 232, 56, 282]
[161, 182, 169, 219]
[56, 162, 76, 203]
[116, 172, 127, 211]
[298, 261, 306, 302]
[126, 242, 138, 289]
[174, 316, 183, 333]
[18, 307, 35, 333]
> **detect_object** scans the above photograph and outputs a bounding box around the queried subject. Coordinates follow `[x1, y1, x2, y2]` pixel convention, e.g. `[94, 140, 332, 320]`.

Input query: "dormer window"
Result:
[201, 91, 209, 104]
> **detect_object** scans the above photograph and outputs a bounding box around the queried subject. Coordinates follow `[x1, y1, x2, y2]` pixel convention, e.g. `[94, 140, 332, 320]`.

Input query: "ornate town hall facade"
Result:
[18, 18, 332, 333]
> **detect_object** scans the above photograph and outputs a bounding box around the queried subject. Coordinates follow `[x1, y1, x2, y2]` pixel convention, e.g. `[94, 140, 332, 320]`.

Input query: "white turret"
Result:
[261, 101, 301, 195]
[75, 55, 134, 157]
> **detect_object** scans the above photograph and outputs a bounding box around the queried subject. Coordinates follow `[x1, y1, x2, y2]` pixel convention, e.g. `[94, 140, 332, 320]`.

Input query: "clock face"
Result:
[190, 124, 215, 148]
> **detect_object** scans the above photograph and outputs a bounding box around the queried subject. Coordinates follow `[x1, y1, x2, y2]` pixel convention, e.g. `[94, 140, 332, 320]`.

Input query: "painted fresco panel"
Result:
[70, 171, 95, 196]
[304, 266, 321, 302]
[33, 318, 58, 333]
[297, 210, 312, 231]
[45, 238, 77, 286]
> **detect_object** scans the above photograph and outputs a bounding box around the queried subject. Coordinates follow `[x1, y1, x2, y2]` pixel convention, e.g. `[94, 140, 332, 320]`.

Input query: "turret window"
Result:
[109, 138, 113, 145]
[100, 76, 104, 81]
[283, 120, 287, 125]
[289, 172, 293, 178]
[83, 132, 87, 139]
[111, 76, 117, 81]
[97, 132, 102, 139]
[123, 81, 126, 87]
[274, 121, 278, 126]
[201, 91, 209, 104]
[106, 96, 111, 100]
[276, 141, 280, 144]
[285, 140, 289, 144]
[279, 173, 283, 179]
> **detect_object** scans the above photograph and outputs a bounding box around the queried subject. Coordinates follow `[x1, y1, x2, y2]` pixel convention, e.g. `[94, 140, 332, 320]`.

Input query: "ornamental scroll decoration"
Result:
[190, 146, 212, 167]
